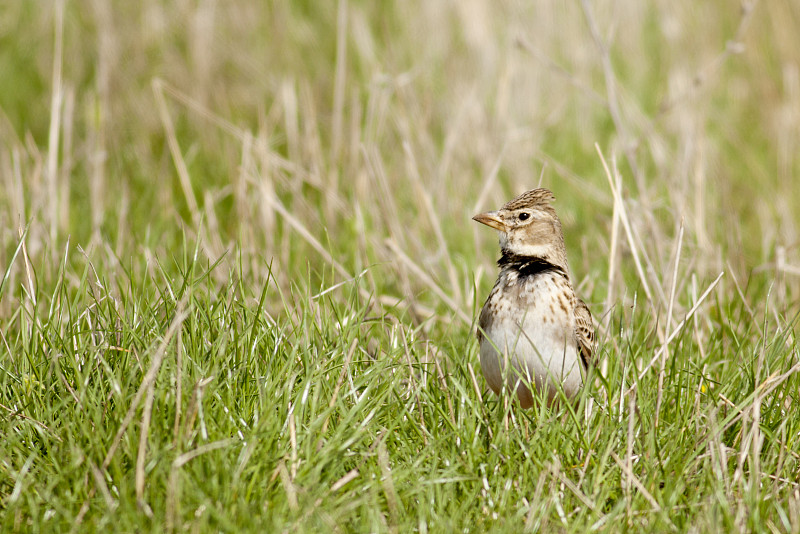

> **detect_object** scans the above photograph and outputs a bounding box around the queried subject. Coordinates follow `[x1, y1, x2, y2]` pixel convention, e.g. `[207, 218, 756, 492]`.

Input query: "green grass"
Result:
[2, 1, 800, 532]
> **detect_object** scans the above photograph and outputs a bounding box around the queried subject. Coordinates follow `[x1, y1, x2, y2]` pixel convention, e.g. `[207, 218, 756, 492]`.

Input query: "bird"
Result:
[473, 188, 594, 407]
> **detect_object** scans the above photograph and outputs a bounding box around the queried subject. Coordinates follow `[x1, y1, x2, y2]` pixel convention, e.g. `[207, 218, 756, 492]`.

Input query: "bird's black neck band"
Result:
[497, 252, 568, 279]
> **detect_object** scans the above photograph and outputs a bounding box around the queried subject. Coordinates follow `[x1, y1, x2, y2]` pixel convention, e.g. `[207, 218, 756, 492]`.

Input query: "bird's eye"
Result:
[518, 212, 530, 221]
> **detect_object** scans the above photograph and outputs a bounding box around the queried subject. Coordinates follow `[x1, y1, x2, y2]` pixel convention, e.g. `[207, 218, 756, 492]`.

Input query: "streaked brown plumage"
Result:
[473, 188, 594, 407]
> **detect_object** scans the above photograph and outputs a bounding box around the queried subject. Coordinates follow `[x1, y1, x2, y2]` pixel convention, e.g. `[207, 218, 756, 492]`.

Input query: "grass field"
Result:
[2, 0, 800, 532]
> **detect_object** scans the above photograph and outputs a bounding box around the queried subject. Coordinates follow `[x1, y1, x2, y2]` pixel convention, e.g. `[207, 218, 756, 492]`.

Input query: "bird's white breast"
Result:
[479, 270, 583, 406]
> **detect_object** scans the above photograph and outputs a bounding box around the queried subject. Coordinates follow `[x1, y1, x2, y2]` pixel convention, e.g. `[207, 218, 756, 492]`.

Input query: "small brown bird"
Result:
[473, 188, 594, 407]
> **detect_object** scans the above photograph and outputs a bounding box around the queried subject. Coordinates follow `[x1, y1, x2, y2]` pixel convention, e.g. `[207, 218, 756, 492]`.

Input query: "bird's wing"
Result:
[574, 298, 595, 368]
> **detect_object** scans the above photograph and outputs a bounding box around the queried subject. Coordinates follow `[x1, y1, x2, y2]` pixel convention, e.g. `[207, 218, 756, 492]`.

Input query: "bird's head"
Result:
[473, 188, 566, 264]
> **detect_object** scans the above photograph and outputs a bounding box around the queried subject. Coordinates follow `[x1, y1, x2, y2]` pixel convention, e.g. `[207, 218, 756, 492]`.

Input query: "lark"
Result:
[473, 188, 594, 407]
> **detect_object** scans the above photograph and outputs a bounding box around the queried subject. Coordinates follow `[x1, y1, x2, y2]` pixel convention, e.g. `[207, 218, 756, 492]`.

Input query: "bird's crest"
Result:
[502, 188, 556, 211]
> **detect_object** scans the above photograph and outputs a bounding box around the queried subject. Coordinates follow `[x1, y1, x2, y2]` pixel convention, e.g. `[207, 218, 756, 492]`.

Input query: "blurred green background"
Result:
[1, 0, 798, 295]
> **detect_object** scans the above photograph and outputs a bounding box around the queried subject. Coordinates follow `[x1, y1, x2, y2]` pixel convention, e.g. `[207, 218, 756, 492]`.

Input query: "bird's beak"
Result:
[472, 211, 507, 232]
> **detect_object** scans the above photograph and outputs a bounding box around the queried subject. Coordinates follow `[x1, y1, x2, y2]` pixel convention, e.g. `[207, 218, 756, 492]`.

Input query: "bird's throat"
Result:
[497, 251, 568, 280]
